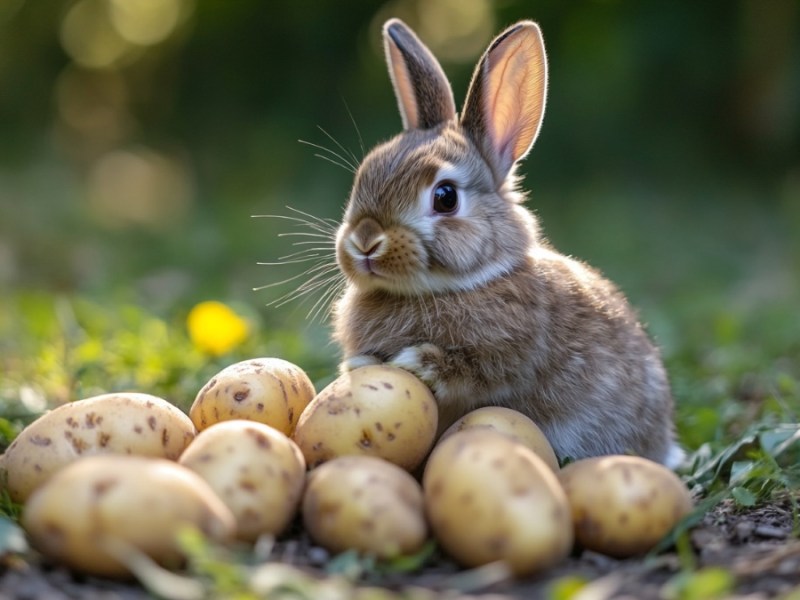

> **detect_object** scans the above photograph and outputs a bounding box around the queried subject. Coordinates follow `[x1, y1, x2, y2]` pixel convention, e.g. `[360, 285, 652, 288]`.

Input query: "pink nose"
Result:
[350, 218, 386, 257]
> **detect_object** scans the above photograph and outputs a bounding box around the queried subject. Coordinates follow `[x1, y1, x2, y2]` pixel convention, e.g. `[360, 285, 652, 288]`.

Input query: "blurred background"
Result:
[0, 1, 798, 438]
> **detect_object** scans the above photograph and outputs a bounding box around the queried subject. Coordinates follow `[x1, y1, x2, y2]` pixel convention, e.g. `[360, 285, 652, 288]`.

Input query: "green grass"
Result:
[0, 187, 798, 598]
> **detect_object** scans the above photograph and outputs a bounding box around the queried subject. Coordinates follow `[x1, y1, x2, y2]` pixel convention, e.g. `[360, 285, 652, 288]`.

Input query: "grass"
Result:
[0, 182, 798, 598]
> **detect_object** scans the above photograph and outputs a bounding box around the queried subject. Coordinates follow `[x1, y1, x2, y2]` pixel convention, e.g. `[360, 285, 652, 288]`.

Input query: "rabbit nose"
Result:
[350, 218, 386, 256]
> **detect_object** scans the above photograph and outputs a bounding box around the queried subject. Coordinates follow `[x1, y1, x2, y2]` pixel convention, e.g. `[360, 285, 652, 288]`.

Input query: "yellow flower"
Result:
[186, 301, 249, 356]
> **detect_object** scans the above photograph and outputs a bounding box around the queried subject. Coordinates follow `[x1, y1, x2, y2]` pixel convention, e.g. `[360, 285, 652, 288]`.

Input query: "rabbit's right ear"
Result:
[383, 19, 456, 130]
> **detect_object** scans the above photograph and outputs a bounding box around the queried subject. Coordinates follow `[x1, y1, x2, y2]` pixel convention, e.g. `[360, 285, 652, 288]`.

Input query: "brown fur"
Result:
[330, 19, 680, 465]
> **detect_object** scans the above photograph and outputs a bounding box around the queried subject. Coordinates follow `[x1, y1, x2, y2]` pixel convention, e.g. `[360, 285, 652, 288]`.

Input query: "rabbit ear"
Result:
[461, 21, 547, 181]
[383, 18, 456, 130]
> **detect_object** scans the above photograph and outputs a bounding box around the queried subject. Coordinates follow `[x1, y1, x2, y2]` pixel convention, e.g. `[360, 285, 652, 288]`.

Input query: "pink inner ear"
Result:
[483, 28, 547, 169]
[388, 40, 420, 130]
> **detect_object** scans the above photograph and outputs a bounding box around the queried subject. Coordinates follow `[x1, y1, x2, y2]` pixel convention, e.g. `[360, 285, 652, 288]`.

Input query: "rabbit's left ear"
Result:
[383, 18, 456, 130]
[461, 22, 547, 182]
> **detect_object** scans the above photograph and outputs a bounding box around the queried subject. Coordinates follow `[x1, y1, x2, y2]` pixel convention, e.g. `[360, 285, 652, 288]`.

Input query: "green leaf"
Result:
[546, 575, 588, 600]
[730, 486, 757, 507]
[663, 567, 734, 600]
[760, 424, 800, 458]
[0, 418, 20, 447]
[379, 540, 437, 574]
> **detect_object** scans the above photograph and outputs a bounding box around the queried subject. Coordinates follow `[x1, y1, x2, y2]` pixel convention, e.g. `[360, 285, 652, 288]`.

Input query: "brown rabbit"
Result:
[332, 18, 683, 467]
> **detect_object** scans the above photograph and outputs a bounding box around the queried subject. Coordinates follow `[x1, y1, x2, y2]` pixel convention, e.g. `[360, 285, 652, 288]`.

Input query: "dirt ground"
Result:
[1, 497, 798, 600]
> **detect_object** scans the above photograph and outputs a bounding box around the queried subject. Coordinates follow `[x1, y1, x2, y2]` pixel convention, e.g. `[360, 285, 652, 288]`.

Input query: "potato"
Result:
[190, 358, 315, 435]
[2, 393, 196, 503]
[22, 455, 235, 578]
[302, 455, 427, 558]
[438, 406, 559, 471]
[179, 420, 306, 542]
[423, 429, 572, 575]
[292, 366, 437, 471]
[559, 455, 693, 557]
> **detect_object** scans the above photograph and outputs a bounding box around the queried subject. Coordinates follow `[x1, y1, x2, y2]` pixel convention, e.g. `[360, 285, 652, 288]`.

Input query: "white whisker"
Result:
[271, 249, 331, 262]
[308, 278, 346, 322]
[313, 152, 356, 174]
[317, 125, 360, 169]
[252, 213, 337, 234]
[277, 232, 334, 239]
[297, 136, 358, 172]
[299, 137, 358, 173]
[277, 247, 330, 260]
[257, 257, 321, 266]
[340, 97, 365, 159]
[286, 206, 340, 229]
[253, 270, 312, 291]
[253, 204, 344, 324]
[269, 272, 342, 310]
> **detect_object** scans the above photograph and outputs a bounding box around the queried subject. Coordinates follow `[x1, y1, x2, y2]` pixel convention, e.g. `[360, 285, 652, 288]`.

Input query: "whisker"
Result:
[303, 276, 345, 318]
[256, 257, 322, 266]
[269, 271, 342, 310]
[308, 278, 346, 323]
[252, 213, 336, 229]
[340, 97, 366, 159]
[283, 243, 335, 252]
[271, 268, 339, 300]
[277, 232, 334, 239]
[285, 206, 340, 230]
[298, 139, 356, 173]
[252, 270, 312, 291]
[277, 248, 334, 261]
[253, 215, 336, 237]
[254, 259, 336, 290]
[291, 267, 342, 294]
[313, 152, 356, 174]
[317, 125, 360, 169]
[253, 204, 344, 324]
[274, 262, 339, 292]
[299, 137, 358, 172]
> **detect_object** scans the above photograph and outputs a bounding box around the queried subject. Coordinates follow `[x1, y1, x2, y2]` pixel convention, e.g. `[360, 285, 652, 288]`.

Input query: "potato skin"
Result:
[2, 393, 196, 503]
[559, 455, 693, 557]
[423, 429, 573, 575]
[302, 456, 427, 558]
[438, 406, 559, 471]
[190, 358, 315, 435]
[22, 455, 235, 578]
[179, 420, 306, 542]
[292, 366, 437, 471]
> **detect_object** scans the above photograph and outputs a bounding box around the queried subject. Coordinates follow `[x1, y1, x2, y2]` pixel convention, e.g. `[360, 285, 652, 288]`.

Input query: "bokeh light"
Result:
[60, 0, 137, 69]
[108, 0, 186, 47]
[60, 0, 193, 70]
[55, 66, 133, 160]
[86, 148, 193, 230]
[373, 0, 495, 63]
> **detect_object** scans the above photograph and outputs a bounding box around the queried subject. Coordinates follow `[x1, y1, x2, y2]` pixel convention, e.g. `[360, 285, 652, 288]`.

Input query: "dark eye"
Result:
[432, 182, 459, 215]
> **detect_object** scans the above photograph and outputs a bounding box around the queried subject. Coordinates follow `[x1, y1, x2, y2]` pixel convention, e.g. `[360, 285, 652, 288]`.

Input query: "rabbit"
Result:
[331, 18, 684, 468]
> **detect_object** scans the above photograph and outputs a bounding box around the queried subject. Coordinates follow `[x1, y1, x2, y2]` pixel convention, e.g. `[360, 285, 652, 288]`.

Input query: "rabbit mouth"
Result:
[356, 257, 385, 278]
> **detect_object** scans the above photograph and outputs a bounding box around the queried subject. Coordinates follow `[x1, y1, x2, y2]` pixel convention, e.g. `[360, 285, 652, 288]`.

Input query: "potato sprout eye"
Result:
[432, 182, 458, 214]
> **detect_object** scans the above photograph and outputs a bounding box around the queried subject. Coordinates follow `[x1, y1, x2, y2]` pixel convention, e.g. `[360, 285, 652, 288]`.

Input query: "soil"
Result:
[1, 497, 798, 600]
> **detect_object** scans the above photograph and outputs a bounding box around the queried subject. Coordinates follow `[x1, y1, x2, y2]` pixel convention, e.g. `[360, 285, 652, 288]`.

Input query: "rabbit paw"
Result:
[339, 354, 382, 374]
[388, 343, 443, 388]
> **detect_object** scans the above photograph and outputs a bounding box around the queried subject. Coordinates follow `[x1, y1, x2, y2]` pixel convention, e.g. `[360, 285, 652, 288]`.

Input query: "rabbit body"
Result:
[331, 19, 681, 466]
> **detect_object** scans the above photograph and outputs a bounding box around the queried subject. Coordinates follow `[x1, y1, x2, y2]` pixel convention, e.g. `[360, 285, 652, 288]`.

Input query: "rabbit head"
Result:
[336, 18, 548, 296]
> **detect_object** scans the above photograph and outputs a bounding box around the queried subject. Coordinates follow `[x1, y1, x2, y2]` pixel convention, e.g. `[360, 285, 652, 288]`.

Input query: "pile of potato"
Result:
[0, 356, 693, 579]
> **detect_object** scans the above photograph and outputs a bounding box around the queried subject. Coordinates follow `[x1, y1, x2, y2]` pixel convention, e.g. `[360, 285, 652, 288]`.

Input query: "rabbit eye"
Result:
[432, 182, 459, 215]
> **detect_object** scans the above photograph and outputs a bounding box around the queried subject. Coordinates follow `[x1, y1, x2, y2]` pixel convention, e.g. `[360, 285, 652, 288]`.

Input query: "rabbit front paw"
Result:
[388, 343, 443, 388]
[339, 354, 382, 374]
